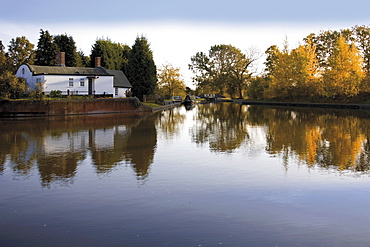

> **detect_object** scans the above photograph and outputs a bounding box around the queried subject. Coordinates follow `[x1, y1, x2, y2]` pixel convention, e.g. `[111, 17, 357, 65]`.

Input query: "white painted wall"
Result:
[94, 76, 114, 95]
[16, 65, 119, 96]
[114, 87, 130, 98]
[43, 75, 89, 95]
[16, 64, 36, 88]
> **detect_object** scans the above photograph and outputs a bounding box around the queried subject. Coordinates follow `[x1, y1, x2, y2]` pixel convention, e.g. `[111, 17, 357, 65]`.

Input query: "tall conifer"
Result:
[127, 36, 157, 101]
[35, 29, 58, 66]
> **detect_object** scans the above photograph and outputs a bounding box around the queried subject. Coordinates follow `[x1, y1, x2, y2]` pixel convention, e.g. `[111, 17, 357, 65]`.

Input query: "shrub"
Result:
[49, 90, 62, 98]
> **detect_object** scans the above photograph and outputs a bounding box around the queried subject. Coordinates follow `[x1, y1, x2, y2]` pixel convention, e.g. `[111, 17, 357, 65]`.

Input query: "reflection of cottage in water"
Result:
[0, 114, 157, 187]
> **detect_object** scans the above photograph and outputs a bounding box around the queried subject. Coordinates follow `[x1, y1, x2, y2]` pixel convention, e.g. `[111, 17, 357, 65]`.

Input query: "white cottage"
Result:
[15, 54, 132, 98]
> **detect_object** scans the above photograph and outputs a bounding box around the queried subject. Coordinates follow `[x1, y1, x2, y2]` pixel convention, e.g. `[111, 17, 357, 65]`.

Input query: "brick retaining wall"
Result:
[0, 98, 152, 117]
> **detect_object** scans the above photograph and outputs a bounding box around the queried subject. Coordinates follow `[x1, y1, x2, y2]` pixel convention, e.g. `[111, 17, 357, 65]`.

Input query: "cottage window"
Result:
[36, 78, 41, 83]
[69, 78, 73, 87]
[22, 68, 25, 75]
[80, 78, 85, 87]
[115, 87, 118, 96]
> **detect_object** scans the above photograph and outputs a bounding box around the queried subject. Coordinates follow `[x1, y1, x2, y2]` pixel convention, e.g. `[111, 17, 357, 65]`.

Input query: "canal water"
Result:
[2, 102, 370, 246]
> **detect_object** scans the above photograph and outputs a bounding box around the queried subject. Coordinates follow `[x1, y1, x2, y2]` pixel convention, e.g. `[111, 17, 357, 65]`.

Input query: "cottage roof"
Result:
[25, 64, 111, 76]
[106, 70, 132, 88]
[24, 64, 132, 88]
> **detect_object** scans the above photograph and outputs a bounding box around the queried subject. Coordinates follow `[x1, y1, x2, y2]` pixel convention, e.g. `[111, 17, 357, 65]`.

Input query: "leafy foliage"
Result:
[0, 41, 10, 74]
[264, 38, 322, 99]
[0, 71, 28, 99]
[7, 36, 34, 72]
[29, 81, 45, 101]
[189, 44, 258, 98]
[323, 36, 364, 97]
[49, 90, 62, 98]
[90, 38, 130, 70]
[156, 63, 185, 97]
[262, 30, 367, 101]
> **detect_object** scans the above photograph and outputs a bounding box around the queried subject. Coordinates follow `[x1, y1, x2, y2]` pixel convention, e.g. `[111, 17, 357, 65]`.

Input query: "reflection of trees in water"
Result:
[3, 104, 370, 183]
[37, 153, 84, 187]
[156, 107, 186, 139]
[247, 106, 370, 172]
[90, 115, 157, 180]
[0, 113, 157, 186]
[191, 103, 250, 153]
[0, 120, 44, 176]
[124, 118, 157, 179]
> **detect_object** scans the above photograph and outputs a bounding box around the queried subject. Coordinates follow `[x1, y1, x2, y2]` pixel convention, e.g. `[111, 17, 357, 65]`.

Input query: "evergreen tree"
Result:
[127, 36, 157, 101]
[53, 34, 79, 67]
[121, 45, 131, 74]
[35, 29, 58, 66]
[90, 38, 129, 70]
[77, 50, 90, 67]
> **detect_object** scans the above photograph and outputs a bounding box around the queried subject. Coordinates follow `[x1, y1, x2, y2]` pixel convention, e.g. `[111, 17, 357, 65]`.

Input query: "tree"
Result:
[7, 36, 34, 72]
[157, 63, 185, 97]
[352, 25, 370, 92]
[189, 44, 256, 98]
[0, 40, 10, 74]
[246, 76, 269, 100]
[264, 41, 296, 99]
[305, 29, 354, 69]
[323, 36, 364, 97]
[127, 36, 157, 101]
[35, 29, 58, 66]
[291, 37, 322, 98]
[53, 34, 79, 67]
[264, 38, 322, 100]
[90, 38, 129, 70]
[228, 46, 260, 98]
[0, 71, 28, 99]
[77, 50, 90, 67]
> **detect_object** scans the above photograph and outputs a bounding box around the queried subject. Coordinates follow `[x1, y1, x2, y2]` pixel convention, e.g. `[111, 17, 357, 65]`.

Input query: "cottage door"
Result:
[88, 78, 93, 95]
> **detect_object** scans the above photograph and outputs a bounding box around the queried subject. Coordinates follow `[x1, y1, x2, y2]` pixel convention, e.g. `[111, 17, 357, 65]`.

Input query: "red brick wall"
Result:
[0, 98, 151, 116]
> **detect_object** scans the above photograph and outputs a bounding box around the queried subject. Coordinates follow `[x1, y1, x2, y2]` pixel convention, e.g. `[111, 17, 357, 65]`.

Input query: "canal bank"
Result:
[0, 98, 183, 117]
[0, 98, 152, 117]
[234, 99, 370, 110]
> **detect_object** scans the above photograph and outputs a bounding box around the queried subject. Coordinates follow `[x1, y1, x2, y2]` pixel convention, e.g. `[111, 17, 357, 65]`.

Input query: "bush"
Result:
[49, 90, 62, 98]
[0, 71, 28, 99]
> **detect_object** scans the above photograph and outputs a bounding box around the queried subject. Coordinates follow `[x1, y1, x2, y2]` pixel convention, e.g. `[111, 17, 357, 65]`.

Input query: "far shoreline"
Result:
[232, 99, 370, 110]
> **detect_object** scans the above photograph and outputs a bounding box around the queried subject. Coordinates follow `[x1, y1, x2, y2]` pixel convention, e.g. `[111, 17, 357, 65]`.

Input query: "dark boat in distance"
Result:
[182, 95, 196, 105]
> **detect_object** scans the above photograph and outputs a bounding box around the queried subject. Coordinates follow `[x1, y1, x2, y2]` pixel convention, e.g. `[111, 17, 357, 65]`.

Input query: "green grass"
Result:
[142, 102, 162, 108]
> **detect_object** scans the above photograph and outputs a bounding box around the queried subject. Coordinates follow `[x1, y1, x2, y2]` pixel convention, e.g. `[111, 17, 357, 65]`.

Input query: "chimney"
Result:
[95, 57, 101, 67]
[57, 52, 65, 67]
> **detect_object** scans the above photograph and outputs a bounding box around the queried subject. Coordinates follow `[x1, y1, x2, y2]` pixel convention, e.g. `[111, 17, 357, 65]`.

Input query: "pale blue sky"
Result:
[1, 0, 370, 85]
[2, 0, 369, 23]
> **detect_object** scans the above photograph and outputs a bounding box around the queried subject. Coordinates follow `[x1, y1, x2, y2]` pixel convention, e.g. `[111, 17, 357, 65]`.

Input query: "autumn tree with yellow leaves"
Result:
[262, 29, 368, 101]
[156, 63, 186, 98]
[264, 38, 322, 99]
[323, 36, 364, 98]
